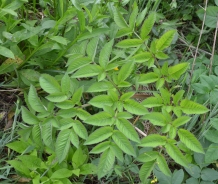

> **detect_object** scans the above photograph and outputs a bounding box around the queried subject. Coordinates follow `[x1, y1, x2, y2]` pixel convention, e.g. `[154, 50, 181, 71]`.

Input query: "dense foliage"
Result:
[0, 0, 218, 183]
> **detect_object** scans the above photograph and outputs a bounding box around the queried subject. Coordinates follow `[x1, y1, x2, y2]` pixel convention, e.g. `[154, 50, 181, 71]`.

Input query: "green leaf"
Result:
[72, 64, 101, 78]
[204, 130, 218, 143]
[112, 130, 136, 157]
[156, 78, 165, 89]
[49, 36, 69, 45]
[41, 120, 54, 148]
[84, 126, 113, 145]
[87, 37, 99, 60]
[71, 0, 82, 10]
[173, 90, 185, 105]
[131, 52, 152, 63]
[99, 39, 114, 69]
[77, 10, 85, 31]
[21, 106, 39, 125]
[89, 95, 113, 108]
[1, 8, 18, 17]
[113, 8, 128, 28]
[140, 12, 156, 40]
[90, 141, 110, 154]
[197, 6, 218, 28]
[172, 116, 191, 127]
[51, 168, 73, 179]
[0, 45, 15, 59]
[157, 154, 171, 176]
[72, 147, 87, 168]
[20, 69, 40, 83]
[129, 3, 138, 28]
[28, 85, 46, 112]
[61, 74, 71, 93]
[201, 168, 218, 181]
[123, 99, 147, 115]
[120, 92, 135, 101]
[142, 112, 167, 126]
[80, 163, 97, 175]
[186, 177, 199, 184]
[185, 164, 201, 179]
[40, 74, 61, 93]
[67, 57, 92, 74]
[55, 129, 71, 163]
[7, 160, 30, 176]
[84, 112, 113, 126]
[173, 106, 183, 117]
[87, 81, 114, 92]
[165, 141, 189, 167]
[0, 62, 17, 75]
[136, 7, 147, 26]
[160, 88, 171, 105]
[32, 125, 42, 146]
[138, 72, 159, 84]
[168, 63, 189, 80]
[75, 108, 89, 121]
[17, 155, 41, 170]
[117, 81, 132, 87]
[46, 92, 68, 102]
[72, 120, 88, 140]
[98, 148, 115, 179]
[200, 75, 215, 91]
[116, 27, 133, 38]
[155, 52, 169, 59]
[116, 39, 143, 48]
[139, 134, 167, 147]
[169, 126, 177, 139]
[7, 141, 29, 154]
[156, 30, 177, 51]
[136, 151, 159, 162]
[71, 86, 83, 104]
[110, 142, 124, 162]
[78, 28, 109, 41]
[118, 61, 134, 82]
[172, 169, 184, 184]
[69, 129, 79, 148]
[205, 143, 218, 163]
[55, 100, 75, 109]
[116, 119, 140, 143]
[139, 161, 156, 183]
[97, 71, 106, 81]
[141, 97, 163, 108]
[180, 99, 209, 114]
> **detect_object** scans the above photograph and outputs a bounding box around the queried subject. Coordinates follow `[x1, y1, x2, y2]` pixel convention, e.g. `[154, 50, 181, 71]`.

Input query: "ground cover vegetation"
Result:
[0, 0, 218, 183]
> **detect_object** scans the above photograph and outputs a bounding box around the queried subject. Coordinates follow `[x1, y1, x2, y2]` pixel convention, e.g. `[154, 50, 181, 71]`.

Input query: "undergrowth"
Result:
[0, 0, 218, 184]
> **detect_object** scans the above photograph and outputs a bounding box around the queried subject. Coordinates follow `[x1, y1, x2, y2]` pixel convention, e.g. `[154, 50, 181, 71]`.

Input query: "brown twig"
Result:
[134, 126, 147, 137]
[188, 1, 208, 94]
[178, 38, 212, 56]
[209, 15, 218, 74]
